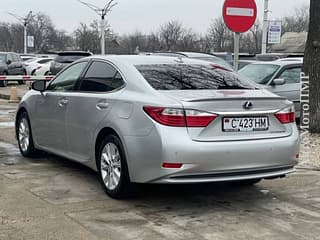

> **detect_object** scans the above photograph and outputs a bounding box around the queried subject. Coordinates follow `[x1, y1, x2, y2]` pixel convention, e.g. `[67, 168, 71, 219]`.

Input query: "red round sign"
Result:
[222, 0, 257, 33]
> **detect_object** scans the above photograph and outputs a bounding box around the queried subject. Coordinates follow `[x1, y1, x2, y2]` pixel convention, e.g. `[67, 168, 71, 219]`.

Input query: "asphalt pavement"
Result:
[1, 85, 320, 240]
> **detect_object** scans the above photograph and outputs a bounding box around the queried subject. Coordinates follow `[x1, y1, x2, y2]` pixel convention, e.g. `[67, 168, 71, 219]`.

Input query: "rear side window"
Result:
[80, 61, 125, 92]
[136, 64, 255, 90]
[38, 59, 52, 64]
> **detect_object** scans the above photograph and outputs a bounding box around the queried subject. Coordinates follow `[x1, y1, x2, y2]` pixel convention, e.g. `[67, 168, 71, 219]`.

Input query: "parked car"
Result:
[34, 61, 53, 76]
[149, 52, 233, 70]
[25, 57, 54, 75]
[49, 51, 92, 75]
[16, 55, 299, 199]
[0, 52, 27, 87]
[20, 54, 37, 62]
[229, 60, 258, 70]
[239, 61, 302, 117]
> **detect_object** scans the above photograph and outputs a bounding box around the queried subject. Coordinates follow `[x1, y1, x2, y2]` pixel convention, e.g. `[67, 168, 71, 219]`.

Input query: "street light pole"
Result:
[261, 0, 269, 54]
[101, 12, 106, 55]
[8, 11, 33, 54]
[77, 0, 118, 55]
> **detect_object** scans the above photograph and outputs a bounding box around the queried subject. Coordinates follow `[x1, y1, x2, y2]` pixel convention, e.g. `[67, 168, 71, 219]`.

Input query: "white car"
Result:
[25, 58, 53, 75]
[34, 60, 53, 76]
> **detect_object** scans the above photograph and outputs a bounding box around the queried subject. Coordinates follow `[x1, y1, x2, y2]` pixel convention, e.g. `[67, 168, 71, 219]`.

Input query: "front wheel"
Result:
[16, 112, 40, 157]
[97, 134, 133, 199]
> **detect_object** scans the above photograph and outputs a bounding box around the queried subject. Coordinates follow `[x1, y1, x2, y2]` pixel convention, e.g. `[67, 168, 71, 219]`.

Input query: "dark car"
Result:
[49, 51, 93, 75]
[0, 52, 27, 87]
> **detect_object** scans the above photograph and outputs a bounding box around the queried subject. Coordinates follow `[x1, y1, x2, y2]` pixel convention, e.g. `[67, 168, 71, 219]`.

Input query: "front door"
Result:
[33, 61, 88, 154]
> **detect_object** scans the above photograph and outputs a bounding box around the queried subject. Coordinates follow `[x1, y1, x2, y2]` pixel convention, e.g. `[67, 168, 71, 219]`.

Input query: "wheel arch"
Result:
[94, 126, 131, 179]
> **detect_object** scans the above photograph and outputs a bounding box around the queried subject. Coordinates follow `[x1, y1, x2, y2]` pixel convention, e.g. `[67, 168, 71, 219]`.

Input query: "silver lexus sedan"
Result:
[15, 55, 300, 199]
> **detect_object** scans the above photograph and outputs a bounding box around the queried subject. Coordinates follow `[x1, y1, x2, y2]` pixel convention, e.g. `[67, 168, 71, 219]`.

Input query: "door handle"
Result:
[96, 102, 109, 110]
[58, 98, 69, 107]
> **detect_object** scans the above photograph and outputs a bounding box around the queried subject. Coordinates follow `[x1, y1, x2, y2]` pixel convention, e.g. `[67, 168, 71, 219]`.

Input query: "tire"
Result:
[0, 72, 8, 87]
[18, 70, 27, 85]
[97, 134, 133, 199]
[16, 112, 41, 158]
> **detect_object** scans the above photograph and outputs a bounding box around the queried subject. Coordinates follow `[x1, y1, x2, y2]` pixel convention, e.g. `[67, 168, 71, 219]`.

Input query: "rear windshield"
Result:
[135, 64, 255, 90]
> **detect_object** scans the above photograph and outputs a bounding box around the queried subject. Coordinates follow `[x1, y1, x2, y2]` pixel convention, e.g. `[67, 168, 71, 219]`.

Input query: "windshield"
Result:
[0, 54, 6, 62]
[136, 64, 256, 90]
[239, 64, 280, 84]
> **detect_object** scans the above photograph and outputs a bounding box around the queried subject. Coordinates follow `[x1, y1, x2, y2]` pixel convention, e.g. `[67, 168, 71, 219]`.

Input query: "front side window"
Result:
[47, 62, 87, 92]
[0, 54, 6, 62]
[80, 61, 125, 92]
[278, 67, 301, 84]
[136, 64, 255, 90]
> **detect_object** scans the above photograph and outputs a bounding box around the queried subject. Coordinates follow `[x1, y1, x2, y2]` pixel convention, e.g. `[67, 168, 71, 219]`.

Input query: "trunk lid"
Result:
[159, 89, 294, 141]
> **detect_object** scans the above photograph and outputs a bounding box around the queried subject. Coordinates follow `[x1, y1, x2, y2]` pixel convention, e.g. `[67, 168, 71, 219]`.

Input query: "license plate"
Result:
[223, 117, 269, 132]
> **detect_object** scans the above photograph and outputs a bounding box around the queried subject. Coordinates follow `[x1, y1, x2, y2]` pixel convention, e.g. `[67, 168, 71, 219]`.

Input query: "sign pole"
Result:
[233, 32, 240, 71]
[261, 0, 269, 54]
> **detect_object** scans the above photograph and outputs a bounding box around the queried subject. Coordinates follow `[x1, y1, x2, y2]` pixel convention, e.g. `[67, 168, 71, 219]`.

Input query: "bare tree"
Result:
[303, 0, 320, 133]
[74, 23, 100, 53]
[249, 20, 262, 53]
[282, 5, 309, 34]
[159, 20, 184, 51]
[207, 17, 233, 52]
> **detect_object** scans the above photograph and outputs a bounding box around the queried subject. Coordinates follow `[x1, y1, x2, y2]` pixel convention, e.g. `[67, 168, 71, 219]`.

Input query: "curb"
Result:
[0, 93, 22, 101]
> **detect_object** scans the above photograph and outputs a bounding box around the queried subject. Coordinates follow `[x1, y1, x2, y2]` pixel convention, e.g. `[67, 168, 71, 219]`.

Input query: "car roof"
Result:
[57, 51, 92, 56]
[248, 60, 302, 67]
[86, 55, 222, 66]
[176, 52, 216, 58]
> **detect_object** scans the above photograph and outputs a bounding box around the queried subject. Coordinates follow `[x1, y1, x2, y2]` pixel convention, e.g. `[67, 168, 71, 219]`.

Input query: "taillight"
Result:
[275, 106, 295, 124]
[143, 106, 217, 127]
[185, 110, 217, 127]
[162, 163, 183, 169]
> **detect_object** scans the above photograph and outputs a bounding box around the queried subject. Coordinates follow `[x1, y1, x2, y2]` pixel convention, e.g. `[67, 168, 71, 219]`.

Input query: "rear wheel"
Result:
[0, 72, 7, 87]
[97, 134, 133, 199]
[16, 112, 40, 158]
[18, 70, 26, 85]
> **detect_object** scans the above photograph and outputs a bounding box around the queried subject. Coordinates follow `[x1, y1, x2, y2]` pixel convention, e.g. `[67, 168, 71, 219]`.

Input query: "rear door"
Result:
[66, 60, 125, 162]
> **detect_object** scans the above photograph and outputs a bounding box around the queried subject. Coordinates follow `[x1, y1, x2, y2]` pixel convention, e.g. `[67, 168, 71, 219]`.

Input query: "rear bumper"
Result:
[124, 124, 299, 183]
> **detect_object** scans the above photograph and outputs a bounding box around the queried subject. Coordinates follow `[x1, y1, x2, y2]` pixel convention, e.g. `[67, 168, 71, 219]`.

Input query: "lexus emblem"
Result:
[243, 101, 253, 110]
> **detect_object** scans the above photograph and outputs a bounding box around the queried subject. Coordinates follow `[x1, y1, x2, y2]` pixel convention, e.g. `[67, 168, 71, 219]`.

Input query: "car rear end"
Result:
[50, 51, 92, 75]
[126, 60, 299, 183]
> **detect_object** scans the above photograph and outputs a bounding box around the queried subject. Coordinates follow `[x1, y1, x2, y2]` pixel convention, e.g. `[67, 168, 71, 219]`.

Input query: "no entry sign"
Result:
[223, 0, 257, 33]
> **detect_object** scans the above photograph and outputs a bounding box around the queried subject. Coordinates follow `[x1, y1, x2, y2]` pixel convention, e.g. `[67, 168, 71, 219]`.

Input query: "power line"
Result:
[77, 0, 118, 54]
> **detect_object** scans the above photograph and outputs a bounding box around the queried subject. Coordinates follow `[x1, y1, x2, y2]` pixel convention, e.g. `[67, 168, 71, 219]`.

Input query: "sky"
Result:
[1, 0, 310, 35]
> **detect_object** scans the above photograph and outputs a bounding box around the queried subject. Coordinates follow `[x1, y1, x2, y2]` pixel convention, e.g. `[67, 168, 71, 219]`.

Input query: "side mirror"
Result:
[272, 78, 286, 86]
[6, 60, 12, 65]
[32, 80, 46, 92]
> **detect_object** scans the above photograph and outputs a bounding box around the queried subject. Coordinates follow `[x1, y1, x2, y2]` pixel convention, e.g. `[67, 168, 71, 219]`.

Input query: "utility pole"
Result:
[8, 11, 33, 54]
[261, 0, 269, 54]
[77, 0, 118, 55]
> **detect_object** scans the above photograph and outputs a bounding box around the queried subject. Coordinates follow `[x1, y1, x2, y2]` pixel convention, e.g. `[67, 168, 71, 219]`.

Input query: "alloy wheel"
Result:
[100, 142, 122, 190]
